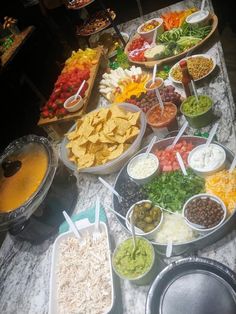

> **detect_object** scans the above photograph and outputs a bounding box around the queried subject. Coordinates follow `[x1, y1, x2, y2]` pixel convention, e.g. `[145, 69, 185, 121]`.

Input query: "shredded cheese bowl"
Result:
[49, 223, 114, 314]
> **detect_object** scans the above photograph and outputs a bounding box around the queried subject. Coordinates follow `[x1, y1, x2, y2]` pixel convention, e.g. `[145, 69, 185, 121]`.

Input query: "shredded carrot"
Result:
[161, 8, 197, 31]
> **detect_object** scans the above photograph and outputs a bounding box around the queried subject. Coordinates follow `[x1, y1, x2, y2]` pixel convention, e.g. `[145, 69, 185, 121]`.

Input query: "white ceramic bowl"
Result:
[182, 193, 227, 234]
[125, 200, 163, 240]
[188, 143, 226, 177]
[112, 236, 156, 285]
[185, 10, 210, 27]
[64, 95, 84, 112]
[169, 54, 216, 84]
[127, 153, 159, 185]
[137, 18, 164, 43]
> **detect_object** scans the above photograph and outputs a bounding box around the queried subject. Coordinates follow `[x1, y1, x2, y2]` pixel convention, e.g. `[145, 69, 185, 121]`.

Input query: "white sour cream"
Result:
[128, 154, 158, 179]
[187, 10, 208, 23]
[189, 144, 225, 171]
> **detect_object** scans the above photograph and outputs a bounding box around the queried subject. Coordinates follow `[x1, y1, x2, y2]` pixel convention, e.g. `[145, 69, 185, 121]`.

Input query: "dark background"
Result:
[0, 0, 234, 152]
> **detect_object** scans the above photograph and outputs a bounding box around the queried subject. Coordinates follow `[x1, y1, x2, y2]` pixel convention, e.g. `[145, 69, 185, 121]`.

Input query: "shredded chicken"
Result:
[56, 232, 112, 314]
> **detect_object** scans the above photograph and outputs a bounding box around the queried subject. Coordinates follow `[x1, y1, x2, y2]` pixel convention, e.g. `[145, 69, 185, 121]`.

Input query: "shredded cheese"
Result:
[205, 169, 236, 214]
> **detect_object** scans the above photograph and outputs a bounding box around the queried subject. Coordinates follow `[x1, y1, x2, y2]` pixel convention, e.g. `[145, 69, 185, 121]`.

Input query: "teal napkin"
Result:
[59, 206, 107, 234]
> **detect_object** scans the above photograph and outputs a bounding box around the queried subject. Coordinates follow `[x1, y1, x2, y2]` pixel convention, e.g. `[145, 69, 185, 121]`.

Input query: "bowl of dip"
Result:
[112, 236, 156, 285]
[188, 143, 226, 177]
[125, 200, 163, 240]
[183, 193, 227, 234]
[64, 95, 84, 113]
[145, 77, 164, 91]
[146, 102, 178, 139]
[127, 153, 159, 184]
[137, 18, 164, 43]
[180, 95, 214, 128]
[186, 10, 210, 27]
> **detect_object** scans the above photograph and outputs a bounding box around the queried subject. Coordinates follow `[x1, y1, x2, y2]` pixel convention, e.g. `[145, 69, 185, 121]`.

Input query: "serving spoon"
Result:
[74, 80, 86, 100]
[98, 177, 123, 203]
[229, 155, 236, 173]
[62, 211, 84, 243]
[168, 121, 188, 149]
[205, 122, 219, 148]
[176, 152, 188, 176]
[200, 0, 206, 11]
[144, 136, 157, 158]
[130, 211, 137, 258]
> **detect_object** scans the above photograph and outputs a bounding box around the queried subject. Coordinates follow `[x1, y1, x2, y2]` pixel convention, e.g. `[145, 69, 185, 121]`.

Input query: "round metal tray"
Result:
[112, 136, 236, 256]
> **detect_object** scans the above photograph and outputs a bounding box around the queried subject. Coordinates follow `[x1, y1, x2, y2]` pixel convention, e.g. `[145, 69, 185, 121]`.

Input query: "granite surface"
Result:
[0, 1, 236, 313]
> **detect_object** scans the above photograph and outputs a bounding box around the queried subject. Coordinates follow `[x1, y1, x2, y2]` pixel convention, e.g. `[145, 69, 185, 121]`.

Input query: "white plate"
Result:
[49, 222, 115, 314]
[169, 54, 216, 84]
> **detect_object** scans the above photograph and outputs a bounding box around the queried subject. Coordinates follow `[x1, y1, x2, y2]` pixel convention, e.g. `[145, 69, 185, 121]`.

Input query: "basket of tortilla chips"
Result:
[60, 103, 146, 175]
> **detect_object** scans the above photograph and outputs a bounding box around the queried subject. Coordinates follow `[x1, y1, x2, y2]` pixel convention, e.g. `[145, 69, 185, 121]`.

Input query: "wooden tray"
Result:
[124, 14, 218, 68]
[38, 47, 102, 127]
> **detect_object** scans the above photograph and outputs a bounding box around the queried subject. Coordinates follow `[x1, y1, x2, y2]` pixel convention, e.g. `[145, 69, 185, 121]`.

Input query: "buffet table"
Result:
[0, 1, 236, 313]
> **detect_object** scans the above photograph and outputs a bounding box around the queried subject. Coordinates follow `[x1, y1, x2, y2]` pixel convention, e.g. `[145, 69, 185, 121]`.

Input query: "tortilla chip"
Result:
[107, 144, 125, 160]
[66, 105, 141, 169]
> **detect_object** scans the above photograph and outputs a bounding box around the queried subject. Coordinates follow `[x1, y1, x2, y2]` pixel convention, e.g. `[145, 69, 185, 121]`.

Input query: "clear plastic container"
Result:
[60, 103, 147, 175]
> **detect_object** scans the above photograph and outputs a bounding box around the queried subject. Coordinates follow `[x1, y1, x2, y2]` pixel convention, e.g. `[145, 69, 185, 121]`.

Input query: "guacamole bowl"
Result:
[112, 236, 156, 285]
[180, 95, 215, 128]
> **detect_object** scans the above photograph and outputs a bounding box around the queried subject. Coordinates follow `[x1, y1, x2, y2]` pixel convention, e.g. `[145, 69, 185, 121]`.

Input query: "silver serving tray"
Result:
[112, 136, 236, 256]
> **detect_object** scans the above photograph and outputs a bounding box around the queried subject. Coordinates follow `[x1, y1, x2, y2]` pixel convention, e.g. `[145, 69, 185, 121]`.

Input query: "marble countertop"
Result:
[1, 1, 236, 313]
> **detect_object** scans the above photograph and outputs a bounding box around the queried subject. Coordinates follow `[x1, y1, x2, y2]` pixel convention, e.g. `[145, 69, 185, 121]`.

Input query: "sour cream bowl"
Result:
[127, 153, 159, 184]
[188, 143, 226, 177]
[186, 10, 210, 27]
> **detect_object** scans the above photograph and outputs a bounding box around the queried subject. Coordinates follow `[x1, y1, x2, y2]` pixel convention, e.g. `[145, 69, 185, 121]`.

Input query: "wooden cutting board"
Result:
[38, 46, 102, 127]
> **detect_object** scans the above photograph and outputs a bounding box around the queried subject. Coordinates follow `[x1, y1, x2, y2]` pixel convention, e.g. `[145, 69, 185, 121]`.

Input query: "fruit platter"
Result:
[124, 7, 218, 68]
[38, 47, 102, 126]
[112, 136, 236, 256]
[76, 9, 116, 36]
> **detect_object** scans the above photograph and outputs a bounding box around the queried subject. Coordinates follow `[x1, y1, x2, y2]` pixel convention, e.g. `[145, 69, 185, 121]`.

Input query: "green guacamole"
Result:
[181, 95, 212, 116]
[113, 237, 154, 279]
